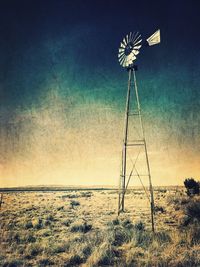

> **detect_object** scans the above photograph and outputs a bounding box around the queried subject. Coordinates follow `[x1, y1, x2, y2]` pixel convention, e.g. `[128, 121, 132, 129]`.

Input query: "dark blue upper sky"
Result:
[1, 0, 200, 109]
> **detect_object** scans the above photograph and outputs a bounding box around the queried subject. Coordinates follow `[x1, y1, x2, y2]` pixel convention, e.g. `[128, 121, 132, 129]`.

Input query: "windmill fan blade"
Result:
[130, 31, 136, 42]
[119, 54, 125, 61]
[133, 39, 142, 46]
[119, 51, 125, 57]
[132, 32, 139, 43]
[132, 33, 141, 45]
[146, 29, 160, 46]
[133, 50, 139, 55]
[133, 45, 142, 50]
[119, 56, 125, 64]
[126, 34, 129, 43]
[119, 48, 124, 53]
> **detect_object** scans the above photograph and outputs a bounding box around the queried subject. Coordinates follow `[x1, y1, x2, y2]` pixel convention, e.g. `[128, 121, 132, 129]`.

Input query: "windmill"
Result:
[118, 29, 160, 232]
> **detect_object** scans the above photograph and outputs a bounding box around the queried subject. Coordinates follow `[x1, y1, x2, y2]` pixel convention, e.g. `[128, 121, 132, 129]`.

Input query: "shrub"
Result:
[122, 218, 134, 229]
[70, 200, 80, 208]
[57, 206, 64, 211]
[132, 225, 152, 249]
[46, 215, 54, 221]
[180, 215, 191, 226]
[64, 255, 83, 267]
[26, 234, 36, 243]
[185, 199, 200, 221]
[25, 243, 43, 258]
[155, 231, 171, 244]
[188, 225, 200, 245]
[13, 233, 20, 244]
[25, 221, 33, 229]
[111, 225, 132, 246]
[42, 230, 51, 237]
[134, 221, 145, 231]
[126, 247, 145, 267]
[2, 258, 23, 267]
[45, 214, 54, 225]
[38, 258, 54, 266]
[62, 194, 79, 199]
[154, 205, 165, 213]
[34, 218, 43, 229]
[82, 245, 92, 258]
[63, 219, 72, 227]
[89, 242, 116, 266]
[30, 245, 42, 256]
[52, 243, 68, 253]
[80, 192, 93, 198]
[107, 218, 120, 227]
[70, 222, 92, 233]
[184, 178, 199, 196]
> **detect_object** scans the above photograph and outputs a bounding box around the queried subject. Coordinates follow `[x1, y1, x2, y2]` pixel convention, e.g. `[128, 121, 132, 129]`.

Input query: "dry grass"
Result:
[0, 188, 200, 266]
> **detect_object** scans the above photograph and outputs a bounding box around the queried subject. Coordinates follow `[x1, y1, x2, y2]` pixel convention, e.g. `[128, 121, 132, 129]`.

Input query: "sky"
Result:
[0, 0, 200, 187]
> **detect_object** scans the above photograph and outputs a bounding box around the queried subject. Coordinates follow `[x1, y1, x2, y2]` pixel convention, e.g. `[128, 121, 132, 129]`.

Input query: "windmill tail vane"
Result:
[117, 29, 161, 233]
[146, 29, 161, 46]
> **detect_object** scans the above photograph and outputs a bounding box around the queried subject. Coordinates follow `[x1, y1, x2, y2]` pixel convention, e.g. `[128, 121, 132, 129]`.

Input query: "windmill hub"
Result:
[124, 42, 134, 55]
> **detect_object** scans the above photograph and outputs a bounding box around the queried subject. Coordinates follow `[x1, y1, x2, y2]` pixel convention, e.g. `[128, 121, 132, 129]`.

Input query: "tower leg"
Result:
[133, 69, 155, 232]
[118, 69, 132, 214]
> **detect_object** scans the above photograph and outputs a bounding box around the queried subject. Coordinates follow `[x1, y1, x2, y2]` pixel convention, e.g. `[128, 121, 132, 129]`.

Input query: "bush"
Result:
[122, 219, 134, 229]
[134, 221, 145, 231]
[62, 194, 79, 199]
[57, 206, 64, 211]
[25, 243, 42, 258]
[52, 243, 68, 253]
[70, 222, 92, 233]
[111, 225, 132, 246]
[26, 234, 36, 243]
[154, 205, 165, 213]
[126, 247, 145, 267]
[34, 218, 43, 229]
[38, 258, 54, 266]
[112, 218, 120, 226]
[2, 258, 23, 267]
[64, 255, 83, 267]
[63, 219, 72, 227]
[185, 199, 200, 221]
[25, 221, 33, 229]
[155, 231, 171, 244]
[91, 242, 116, 266]
[80, 192, 93, 198]
[184, 178, 199, 196]
[132, 224, 152, 249]
[70, 200, 80, 209]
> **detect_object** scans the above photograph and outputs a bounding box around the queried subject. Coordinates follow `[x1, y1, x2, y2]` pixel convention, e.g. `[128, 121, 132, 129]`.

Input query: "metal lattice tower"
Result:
[117, 30, 161, 232]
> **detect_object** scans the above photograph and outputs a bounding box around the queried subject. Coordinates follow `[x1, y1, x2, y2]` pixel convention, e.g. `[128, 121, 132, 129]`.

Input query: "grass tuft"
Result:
[70, 200, 80, 208]
[70, 222, 92, 233]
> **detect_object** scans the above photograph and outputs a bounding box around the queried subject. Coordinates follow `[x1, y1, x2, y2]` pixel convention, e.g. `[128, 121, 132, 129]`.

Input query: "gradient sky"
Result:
[0, 0, 200, 187]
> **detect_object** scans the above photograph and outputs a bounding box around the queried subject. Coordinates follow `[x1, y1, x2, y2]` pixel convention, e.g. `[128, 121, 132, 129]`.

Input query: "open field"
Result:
[0, 187, 200, 266]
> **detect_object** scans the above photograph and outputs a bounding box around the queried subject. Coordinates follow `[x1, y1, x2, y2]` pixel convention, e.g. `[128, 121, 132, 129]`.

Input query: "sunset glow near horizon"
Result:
[0, 0, 200, 187]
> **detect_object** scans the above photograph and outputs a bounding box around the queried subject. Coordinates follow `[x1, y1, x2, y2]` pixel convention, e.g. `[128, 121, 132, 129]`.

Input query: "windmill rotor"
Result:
[118, 32, 142, 68]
